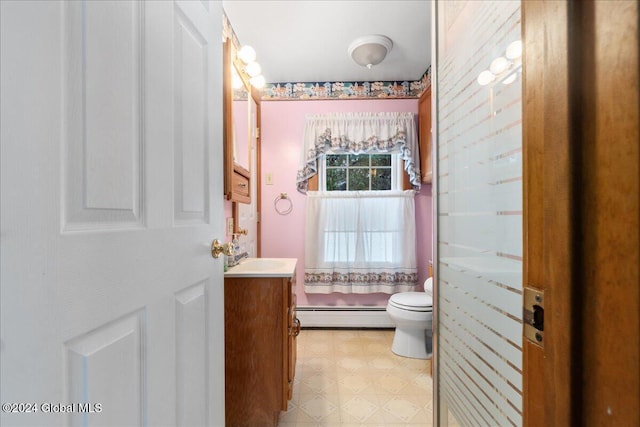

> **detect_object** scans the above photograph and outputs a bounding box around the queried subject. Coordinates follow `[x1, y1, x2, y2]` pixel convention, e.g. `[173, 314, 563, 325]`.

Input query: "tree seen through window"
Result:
[325, 154, 392, 191]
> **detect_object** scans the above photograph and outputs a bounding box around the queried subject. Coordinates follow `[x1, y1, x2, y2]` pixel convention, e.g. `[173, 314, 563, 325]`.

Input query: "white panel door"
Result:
[0, 1, 225, 426]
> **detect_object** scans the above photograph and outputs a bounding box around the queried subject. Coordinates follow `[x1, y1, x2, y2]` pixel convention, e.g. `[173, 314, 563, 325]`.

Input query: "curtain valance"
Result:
[296, 112, 421, 193]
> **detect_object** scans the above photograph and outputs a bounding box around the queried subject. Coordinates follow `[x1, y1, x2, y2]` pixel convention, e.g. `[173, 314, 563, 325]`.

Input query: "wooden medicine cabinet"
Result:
[223, 40, 259, 204]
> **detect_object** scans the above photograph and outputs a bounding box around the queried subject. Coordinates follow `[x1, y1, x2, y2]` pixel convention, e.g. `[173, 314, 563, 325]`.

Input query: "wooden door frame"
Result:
[523, 1, 639, 425]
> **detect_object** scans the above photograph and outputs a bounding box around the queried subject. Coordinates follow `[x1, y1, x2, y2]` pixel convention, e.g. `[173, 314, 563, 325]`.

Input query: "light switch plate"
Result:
[266, 173, 273, 185]
[226, 217, 234, 235]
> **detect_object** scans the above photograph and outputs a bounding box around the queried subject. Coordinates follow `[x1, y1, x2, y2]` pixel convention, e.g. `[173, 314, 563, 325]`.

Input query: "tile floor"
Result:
[278, 329, 439, 427]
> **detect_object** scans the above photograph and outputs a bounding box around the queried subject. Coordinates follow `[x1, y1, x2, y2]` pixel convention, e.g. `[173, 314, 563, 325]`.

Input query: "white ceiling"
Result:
[222, 0, 432, 84]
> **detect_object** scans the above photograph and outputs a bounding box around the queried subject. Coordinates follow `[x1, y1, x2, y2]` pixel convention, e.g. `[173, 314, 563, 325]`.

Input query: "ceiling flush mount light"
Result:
[348, 35, 393, 69]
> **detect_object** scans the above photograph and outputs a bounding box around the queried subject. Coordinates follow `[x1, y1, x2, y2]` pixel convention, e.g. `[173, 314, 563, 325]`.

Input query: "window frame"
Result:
[318, 152, 403, 192]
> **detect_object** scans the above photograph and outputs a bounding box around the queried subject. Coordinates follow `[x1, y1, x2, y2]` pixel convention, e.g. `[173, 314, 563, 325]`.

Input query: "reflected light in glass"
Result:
[502, 73, 518, 85]
[506, 40, 522, 60]
[477, 70, 495, 86]
[232, 72, 243, 89]
[490, 56, 509, 75]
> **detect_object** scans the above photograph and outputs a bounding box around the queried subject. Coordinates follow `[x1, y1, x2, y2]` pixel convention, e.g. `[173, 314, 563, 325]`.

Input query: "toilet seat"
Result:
[389, 292, 432, 312]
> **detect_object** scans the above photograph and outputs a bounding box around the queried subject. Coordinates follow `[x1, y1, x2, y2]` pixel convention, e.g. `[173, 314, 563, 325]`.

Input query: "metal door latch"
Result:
[523, 287, 544, 347]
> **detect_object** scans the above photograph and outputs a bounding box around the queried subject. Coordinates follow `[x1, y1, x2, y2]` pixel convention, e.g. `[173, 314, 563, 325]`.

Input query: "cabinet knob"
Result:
[290, 318, 301, 336]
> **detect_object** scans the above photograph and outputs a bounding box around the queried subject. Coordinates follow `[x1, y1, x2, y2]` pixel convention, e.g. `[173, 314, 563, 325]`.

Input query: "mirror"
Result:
[223, 40, 254, 204]
[231, 65, 250, 171]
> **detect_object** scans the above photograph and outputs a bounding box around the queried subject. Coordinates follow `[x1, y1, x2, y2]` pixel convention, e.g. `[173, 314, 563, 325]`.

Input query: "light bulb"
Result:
[237, 45, 256, 64]
[250, 75, 265, 89]
[490, 56, 509, 75]
[245, 61, 262, 77]
[477, 70, 494, 86]
[506, 40, 522, 60]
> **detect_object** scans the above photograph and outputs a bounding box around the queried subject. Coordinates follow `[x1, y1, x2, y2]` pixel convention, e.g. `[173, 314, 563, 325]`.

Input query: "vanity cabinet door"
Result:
[225, 273, 297, 425]
[225, 276, 282, 426]
[288, 292, 298, 401]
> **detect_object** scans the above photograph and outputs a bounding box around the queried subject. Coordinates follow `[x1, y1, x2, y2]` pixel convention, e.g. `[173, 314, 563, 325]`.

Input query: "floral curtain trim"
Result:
[304, 270, 418, 294]
[296, 112, 421, 193]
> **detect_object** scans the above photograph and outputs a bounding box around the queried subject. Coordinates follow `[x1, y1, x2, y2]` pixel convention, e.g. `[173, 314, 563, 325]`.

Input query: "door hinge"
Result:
[523, 287, 544, 347]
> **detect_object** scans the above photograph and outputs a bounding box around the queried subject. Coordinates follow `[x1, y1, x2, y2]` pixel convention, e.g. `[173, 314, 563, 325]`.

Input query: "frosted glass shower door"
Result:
[434, 1, 523, 426]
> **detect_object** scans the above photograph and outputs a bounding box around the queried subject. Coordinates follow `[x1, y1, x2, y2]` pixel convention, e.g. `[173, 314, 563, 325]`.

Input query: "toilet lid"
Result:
[389, 292, 432, 311]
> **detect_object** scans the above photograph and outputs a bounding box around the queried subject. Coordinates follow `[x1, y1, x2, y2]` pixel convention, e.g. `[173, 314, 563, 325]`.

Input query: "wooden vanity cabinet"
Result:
[224, 272, 298, 427]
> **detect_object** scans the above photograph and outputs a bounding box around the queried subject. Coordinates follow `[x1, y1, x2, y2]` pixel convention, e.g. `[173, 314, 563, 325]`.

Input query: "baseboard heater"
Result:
[296, 306, 394, 328]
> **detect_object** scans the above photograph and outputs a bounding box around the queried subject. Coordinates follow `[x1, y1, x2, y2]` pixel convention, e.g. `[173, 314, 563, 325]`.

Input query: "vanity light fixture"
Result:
[237, 45, 256, 64]
[236, 44, 266, 89]
[477, 70, 495, 86]
[250, 75, 266, 89]
[477, 39, 523, 86]
[245, 61, 262, 78]
[489, 56, 509, 75]
[348, 34, 393, 69]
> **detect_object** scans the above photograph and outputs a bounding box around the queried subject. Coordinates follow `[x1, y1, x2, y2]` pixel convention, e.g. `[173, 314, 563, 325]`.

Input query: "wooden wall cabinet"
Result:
[223, 39, 259, 205]
[224, 272, 298, 426]
[418, 85, 432, 183]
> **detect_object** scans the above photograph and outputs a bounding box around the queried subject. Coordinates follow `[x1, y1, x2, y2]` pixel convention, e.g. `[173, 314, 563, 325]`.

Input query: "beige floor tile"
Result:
[297, 393, 342, 424]
[333, 329, 362, 341]
[336, 355, 370, 373]
[379, 395, 432, 424]
[367, 355, 404, 372]
[298, 372, 340, 395]
[335, 341, 370, 356]
[408, 372, 434, 391]
[372, 372, 412, 395]
[340, 395, 387, 424]
[302, 355, 336, 372]
[305, 341, 335, 356]
[337, 372, 378, 395]
[279, 329, 436, 427]
[278, 400, 299, 424]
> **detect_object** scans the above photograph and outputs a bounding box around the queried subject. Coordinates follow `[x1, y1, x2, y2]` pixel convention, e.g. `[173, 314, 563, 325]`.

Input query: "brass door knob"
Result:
[211, 239, 234, 259]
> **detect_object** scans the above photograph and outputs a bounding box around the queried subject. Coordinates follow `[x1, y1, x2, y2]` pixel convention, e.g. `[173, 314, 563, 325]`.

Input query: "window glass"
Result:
[324, 154, 393, 191]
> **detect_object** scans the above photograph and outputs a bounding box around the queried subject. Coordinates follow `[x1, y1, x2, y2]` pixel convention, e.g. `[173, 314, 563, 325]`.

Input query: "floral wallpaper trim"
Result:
[262, 67, 431, 101]
[225, 14, 432, 101]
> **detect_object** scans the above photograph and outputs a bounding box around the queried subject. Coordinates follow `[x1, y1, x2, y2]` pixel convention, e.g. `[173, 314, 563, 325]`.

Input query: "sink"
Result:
[237, 258, 286, 270]
[225, 257, 297, 278]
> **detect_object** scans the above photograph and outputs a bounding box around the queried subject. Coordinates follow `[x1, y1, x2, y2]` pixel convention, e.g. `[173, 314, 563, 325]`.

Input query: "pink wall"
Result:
[260, 99, 433, 307]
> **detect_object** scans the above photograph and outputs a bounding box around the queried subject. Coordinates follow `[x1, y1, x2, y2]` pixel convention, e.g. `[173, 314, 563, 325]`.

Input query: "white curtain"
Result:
[304, 190, 418, 294]
[296, 112, 421, 193]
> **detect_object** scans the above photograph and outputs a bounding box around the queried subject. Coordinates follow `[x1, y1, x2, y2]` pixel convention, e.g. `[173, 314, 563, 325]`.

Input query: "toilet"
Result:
[386, 277, 433, 359]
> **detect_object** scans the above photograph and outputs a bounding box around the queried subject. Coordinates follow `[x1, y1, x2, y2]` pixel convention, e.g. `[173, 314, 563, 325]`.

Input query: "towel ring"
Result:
[274, 192, 293, 215]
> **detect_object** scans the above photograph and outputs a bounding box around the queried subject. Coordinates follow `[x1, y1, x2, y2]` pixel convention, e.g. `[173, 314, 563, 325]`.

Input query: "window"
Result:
[320, 153, 402, 191]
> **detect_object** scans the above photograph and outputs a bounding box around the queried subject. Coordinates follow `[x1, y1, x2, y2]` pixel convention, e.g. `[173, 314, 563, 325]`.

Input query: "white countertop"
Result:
[224, 257, 297, 278]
